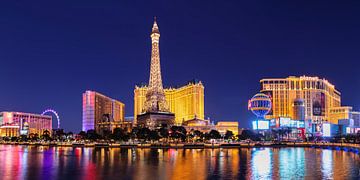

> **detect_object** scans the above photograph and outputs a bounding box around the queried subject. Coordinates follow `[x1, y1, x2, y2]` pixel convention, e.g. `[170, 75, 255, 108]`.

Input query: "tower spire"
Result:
[152, 17, 160, 34]
[143, 18, 169, 113]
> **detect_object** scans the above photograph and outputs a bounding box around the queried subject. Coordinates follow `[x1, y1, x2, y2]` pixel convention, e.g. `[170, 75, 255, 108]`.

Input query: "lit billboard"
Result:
[279, 117, 291, 127]
[20, 119, 29, 136]
[270, 118, 277, 128]
[252, 120, 270, 130]
[322, 123, 331, 137]
[313, 92, 325, 116]
[296, 120, 305, 128]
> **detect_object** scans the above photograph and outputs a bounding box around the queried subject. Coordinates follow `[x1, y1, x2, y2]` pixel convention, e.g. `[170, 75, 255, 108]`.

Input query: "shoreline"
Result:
[0, 142, 359, 151]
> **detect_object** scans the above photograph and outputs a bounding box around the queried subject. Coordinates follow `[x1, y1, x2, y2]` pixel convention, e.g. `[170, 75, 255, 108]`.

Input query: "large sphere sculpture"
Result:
[249, 93, 272, 118]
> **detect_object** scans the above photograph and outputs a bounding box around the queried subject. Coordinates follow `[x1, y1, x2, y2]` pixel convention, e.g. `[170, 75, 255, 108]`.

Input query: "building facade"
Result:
[329, 106, 360, 128]
[182, 117, 239, 135]
[353, 112, 360, 128]
[82, 90, 125, 134]
[329, 106, 352, 124]
[260, 76, 341, 123]
[293, 98, 305, 120]
[0, 112, 52, 137]
[134, 80, 205, 125]
[215, 121, 239, 135]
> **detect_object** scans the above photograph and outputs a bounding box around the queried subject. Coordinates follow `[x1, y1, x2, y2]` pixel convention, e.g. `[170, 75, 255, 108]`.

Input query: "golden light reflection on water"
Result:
[0, 145, 359, 179]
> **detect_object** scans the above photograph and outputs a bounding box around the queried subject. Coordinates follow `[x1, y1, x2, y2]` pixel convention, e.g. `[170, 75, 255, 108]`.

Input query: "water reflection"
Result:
[278, 147, 306, 178]
[251, 148, 272, 179]
[322, 149, 333, 179]
[0, 145, 358, 179]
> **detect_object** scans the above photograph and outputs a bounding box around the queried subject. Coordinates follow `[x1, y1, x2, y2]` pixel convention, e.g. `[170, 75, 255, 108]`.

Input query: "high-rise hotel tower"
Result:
[260, 76, 341, 123]
[82, 90, 125, 134]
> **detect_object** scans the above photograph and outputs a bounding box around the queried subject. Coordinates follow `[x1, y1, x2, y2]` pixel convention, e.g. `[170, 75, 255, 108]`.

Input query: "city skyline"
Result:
[1, 1, 360, 132]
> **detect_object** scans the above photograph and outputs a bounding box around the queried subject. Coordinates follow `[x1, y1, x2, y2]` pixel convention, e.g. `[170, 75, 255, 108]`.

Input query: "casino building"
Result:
[133, 18, 237, 134]
[82, 90, 128, 135]
[0, 112, 52, 137]
[260, 76, 341, 123]
[256, 76, 360, 136]
[134, 80, 205, 125]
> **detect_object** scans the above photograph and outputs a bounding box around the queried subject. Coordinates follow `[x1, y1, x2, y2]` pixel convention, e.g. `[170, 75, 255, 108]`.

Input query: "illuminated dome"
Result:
[249, 93, 272, 118]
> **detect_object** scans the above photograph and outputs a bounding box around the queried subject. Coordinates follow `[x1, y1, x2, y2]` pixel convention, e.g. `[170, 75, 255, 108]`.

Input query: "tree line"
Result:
[76, 126, 236, 143]
[3, 126, 360, 143]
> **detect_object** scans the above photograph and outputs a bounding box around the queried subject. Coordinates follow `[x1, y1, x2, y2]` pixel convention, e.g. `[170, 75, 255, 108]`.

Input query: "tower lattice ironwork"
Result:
[143, 18, 170, 113]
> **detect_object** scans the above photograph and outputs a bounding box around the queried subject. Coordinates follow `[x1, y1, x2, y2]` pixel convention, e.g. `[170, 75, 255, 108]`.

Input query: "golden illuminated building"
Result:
[0, 126, 20, 137]
[82, 90, 126, 134]
[181, 116, 239, 135]
[182, 117, 212, 132]
[215, 121, 239, 135]
[134, 80, 205, 125]
[0, 111, 52, 137]
[329, 106, 352, 124]
[260, 76, 341, 123]
[328, 106, 360, 127]
[134, 19, 237, 131]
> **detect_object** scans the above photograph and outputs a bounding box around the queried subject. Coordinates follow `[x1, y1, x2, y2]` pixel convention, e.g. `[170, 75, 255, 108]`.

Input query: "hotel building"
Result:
[82, 90, 126, 134]
[182, 117, 239, 135]
[329, 106, 360, 127]
[260, 76, 341, 123]
[134, 19, 238, 132]
[329, 107, 352, 124]
[134, 80, 205, 125]
[215, 121, 239, 135]
[0, 112, 52, 137]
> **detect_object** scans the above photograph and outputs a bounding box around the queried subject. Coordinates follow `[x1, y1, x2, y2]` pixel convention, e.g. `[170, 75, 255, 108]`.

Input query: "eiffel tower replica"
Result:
[137, 18, 175, 129]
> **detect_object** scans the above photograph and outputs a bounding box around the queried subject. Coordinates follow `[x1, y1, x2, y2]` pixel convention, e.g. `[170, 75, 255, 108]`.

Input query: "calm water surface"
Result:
[0, 145, 359, 180]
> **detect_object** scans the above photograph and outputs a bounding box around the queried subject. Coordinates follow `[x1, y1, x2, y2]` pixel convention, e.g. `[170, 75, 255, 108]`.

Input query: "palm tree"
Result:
[112, 128, 127, 141]
[66, 132, 74, 140]
[136, 127, 151, 142]
[53, 129, 65, 141]
[149, 130, 160, 142]
[237, 130, 261, 141]
[41, 130, 51, 141]
[193, 130, 204, 141]
[78, 131, 86, 140]
[10, 136, 18, 142]
[30, 133, 39, 141]
[208, 130, 221, 140]
[170, 126, 187, 142]
[158, 127, 169, 142]
[20, 135, 28, 142]
[86, 130, 101, 141]
[224, 130, 234, 140]
[102, 129, 112, 140]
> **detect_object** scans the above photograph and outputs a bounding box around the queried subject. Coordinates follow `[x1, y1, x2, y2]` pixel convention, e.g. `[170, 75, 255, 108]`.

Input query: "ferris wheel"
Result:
[42, 109, 60, 129]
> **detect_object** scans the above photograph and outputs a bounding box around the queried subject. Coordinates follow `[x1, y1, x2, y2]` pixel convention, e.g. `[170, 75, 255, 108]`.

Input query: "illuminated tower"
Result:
[137, 18, 175, 128]
[143, 18, 169, 113]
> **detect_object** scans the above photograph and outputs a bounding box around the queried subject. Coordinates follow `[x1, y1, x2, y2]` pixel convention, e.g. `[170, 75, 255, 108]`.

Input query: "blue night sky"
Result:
[0, 1, 359, 132]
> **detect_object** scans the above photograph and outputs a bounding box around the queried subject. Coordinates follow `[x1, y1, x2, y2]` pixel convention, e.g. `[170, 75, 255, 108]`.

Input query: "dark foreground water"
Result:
[0, 145, 359, 180]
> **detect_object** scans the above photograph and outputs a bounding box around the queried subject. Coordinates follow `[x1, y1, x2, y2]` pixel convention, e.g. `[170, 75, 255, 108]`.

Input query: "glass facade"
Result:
[82, 91, 125, 133]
